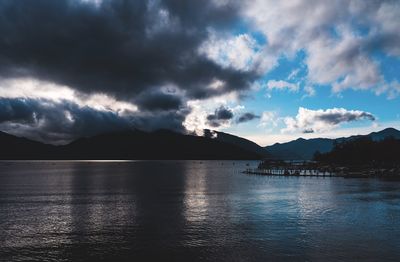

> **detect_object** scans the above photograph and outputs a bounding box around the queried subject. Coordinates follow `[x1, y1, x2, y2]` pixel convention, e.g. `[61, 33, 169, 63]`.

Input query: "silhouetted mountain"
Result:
[0, 129, 263, 160]
[265, 138, 334, 160]
[367, 127, 400, 141]
[203, 129, 269, 158]
[62, 129, 264, 159]
[264, 128, 400, 160]
[0, 131, 55, 159]
[314, 136, 400, 166]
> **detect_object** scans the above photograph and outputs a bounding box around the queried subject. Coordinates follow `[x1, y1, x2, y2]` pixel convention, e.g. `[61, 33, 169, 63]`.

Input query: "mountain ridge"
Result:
[2, 127, 399, 160]
[0, 129, 265, 160]
[264, 128, 400, 160]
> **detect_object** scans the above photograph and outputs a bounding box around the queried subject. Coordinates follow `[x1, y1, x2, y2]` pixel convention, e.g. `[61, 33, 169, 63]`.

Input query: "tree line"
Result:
[313, 137, 400, 166]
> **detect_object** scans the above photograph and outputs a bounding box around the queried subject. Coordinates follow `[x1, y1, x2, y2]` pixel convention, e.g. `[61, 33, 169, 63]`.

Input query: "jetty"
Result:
[243, 168, 338, 177]
[244, 160, 400, 179]
[244, 160, 340, 177]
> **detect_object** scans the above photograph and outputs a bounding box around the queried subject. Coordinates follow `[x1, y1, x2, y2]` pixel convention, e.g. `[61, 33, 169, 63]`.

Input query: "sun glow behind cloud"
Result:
[0, 77, 138, 113]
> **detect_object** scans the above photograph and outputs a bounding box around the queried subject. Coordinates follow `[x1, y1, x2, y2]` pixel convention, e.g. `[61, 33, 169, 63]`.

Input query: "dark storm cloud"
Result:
[129, 109, 189, 133]
[0, 0, 259, 141]
[206, 106, 234, 127]
[0, 96, 190, 144]
[302, 129, 314, 134]
[134, 89, 183, 111]
[0, 97, 131, 144]
[0, 98, 36, 123]
[316, 111, 376, 125]
[0, 0, 254, 101]
[236, 112, 260, 123]
[207, 106, 234, 121]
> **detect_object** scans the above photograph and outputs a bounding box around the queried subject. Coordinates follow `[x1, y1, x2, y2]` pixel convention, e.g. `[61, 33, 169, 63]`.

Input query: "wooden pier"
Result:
[243, 168, 340, 177]
[245, 160, 400, 179]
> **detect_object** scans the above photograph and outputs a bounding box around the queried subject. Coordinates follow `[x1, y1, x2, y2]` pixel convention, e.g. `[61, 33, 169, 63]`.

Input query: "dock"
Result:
[243, 159, 400, 178]
[243, 168, 339, 177]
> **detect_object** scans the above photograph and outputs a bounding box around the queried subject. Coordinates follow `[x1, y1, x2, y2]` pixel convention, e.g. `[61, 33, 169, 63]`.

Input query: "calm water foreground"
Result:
[0, 161, 399, 262]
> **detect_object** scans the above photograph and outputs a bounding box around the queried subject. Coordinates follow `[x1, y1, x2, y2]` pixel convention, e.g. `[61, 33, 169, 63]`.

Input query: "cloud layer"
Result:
[283, 107, 376, 133]
[0, 0, 255, 101]
[237, 112, 260, 123]
[0, 97, 130, 144]
[0, 0, 398, 143]
[0, 0, 260, 141]
[244, 0, 400, 95]
[266, 80, 299, 92]
[206, 106, 234, 127]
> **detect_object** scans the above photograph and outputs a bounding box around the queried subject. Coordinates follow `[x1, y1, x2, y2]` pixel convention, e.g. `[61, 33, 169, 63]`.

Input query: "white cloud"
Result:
[242, 0, 400, 97]
[266, 80, 299, 92]
[258, 111, 278, 128]
[183, 92, 242, 134]
[0, 77, 138, 114]
[307, 30, 382, 92]
[199, 32, 261, 71]
[303, 86, 316, 98]
[282, 107, 376, 133]
[287, 69, 300, 80]
[372, 2, 400, 56]
[375, 80, 400, 99]
[80, 0, 102, 7]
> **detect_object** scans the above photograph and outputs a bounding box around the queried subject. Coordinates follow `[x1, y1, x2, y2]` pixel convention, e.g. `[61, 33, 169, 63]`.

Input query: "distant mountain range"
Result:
[0, 129, 267, 160]
[2, 127, 399, 160]
[264, 128, 400, 160]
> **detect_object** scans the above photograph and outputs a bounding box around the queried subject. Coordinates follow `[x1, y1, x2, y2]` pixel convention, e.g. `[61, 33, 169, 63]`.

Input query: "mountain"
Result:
[0, 129, 263, 160]
[0, 131, 55, 159]
[4, 127, 399, 160]
[203, 129, 269, 158]
[367, 127, 400, 141]
[314, 136, 400, 166]
[264, 128, 400, 160]
[265, 138, 334, 160]
[62, 129, 264, 159]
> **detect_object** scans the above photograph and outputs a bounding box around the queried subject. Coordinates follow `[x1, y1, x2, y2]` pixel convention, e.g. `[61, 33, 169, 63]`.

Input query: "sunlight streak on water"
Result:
[183, 162, 209, 224]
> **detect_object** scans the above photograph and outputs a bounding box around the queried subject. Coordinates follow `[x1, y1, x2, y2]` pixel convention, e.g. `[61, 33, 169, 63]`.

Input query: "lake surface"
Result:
[0, 161, 399, 262]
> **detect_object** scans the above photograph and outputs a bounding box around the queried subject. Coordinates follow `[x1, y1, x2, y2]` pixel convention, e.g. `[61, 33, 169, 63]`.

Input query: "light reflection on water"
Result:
[0, 160, 400, 261]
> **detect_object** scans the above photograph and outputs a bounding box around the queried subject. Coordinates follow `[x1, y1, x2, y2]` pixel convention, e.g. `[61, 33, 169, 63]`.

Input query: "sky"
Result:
[0, 0, 399, 146]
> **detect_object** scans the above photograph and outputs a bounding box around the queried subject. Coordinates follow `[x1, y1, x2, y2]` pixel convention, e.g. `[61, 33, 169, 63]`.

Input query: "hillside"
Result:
[264, 128, 400, 160]
[0, 129, 263, 160]
[204, 129, 269, 158]
[314, 136, 400, 166]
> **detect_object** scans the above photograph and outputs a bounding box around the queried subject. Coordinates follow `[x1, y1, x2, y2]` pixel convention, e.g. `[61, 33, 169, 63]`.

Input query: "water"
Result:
[0, 161, 399, 262]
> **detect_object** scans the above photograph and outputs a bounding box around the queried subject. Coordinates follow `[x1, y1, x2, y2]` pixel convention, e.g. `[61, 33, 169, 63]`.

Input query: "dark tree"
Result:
[313, 137, 400, 166]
